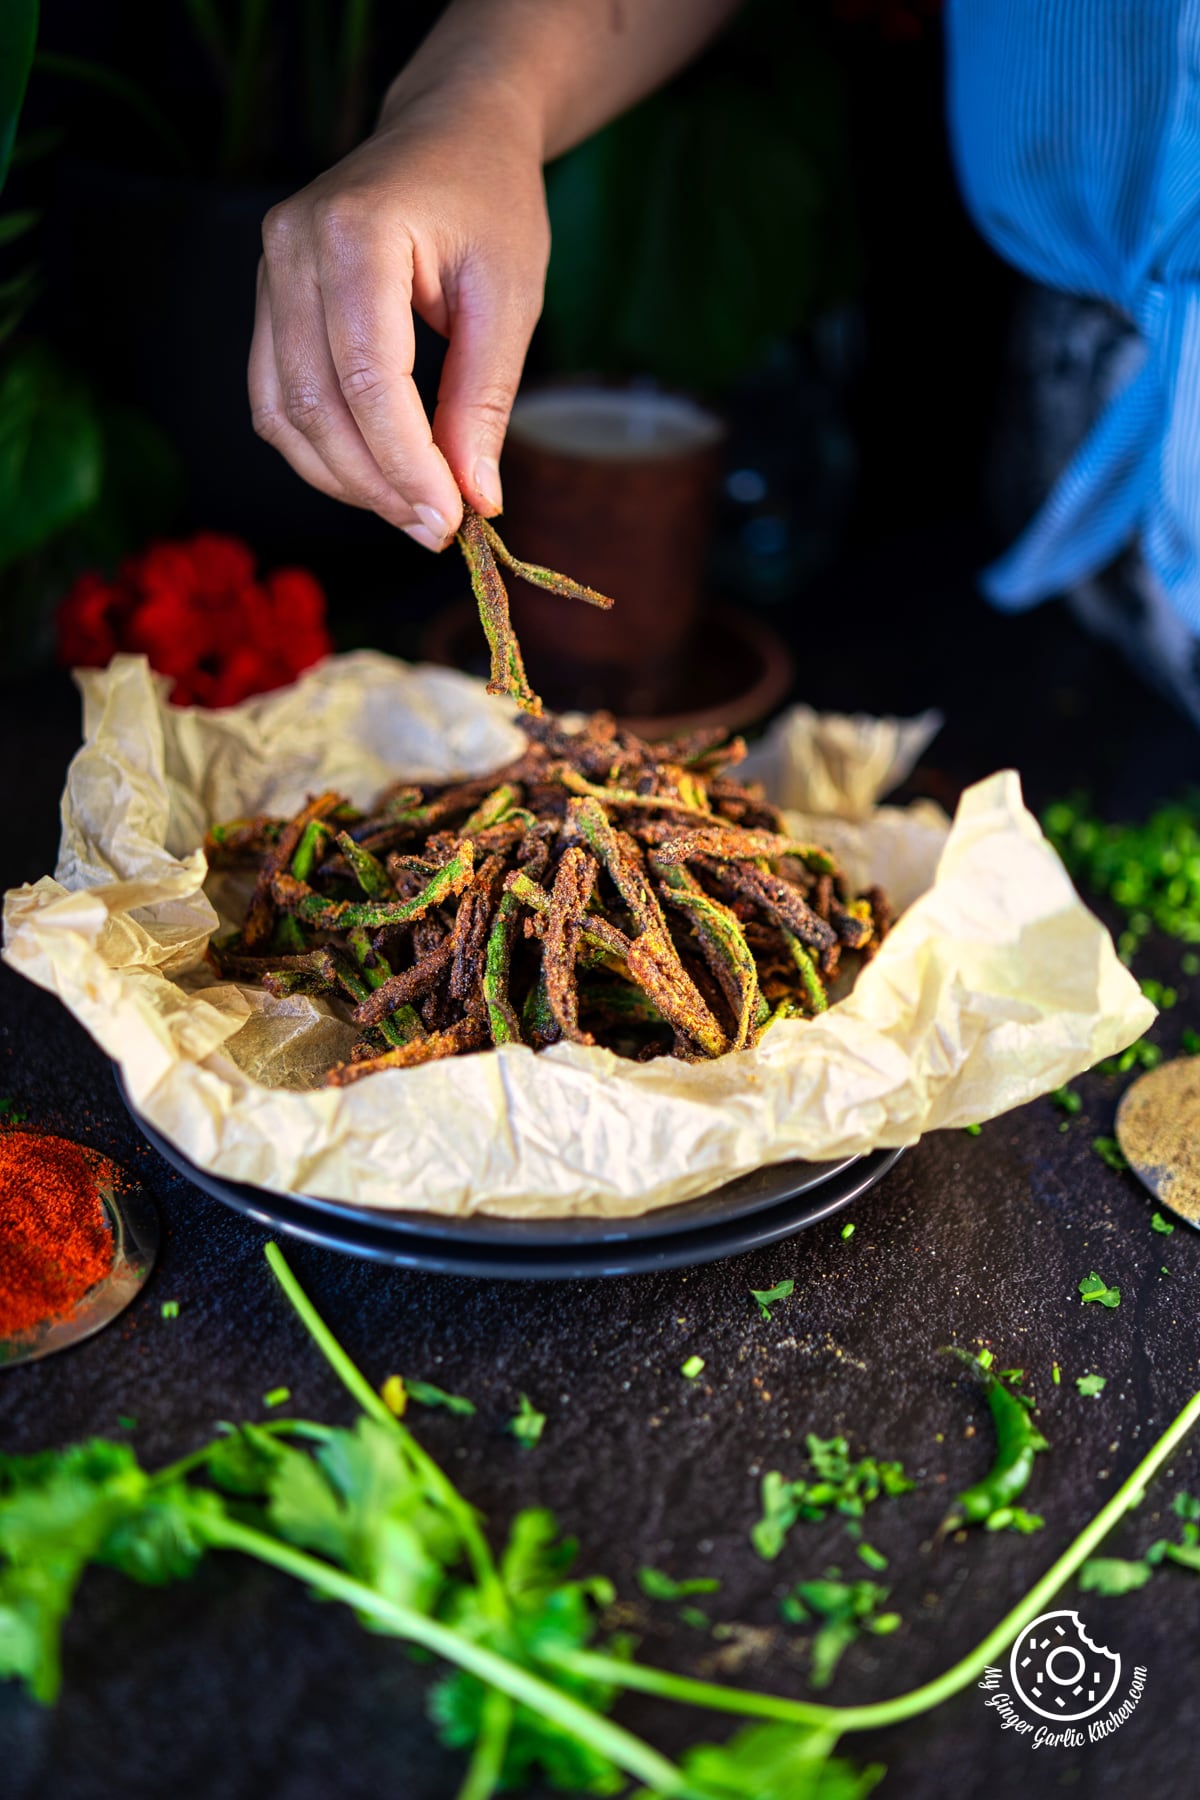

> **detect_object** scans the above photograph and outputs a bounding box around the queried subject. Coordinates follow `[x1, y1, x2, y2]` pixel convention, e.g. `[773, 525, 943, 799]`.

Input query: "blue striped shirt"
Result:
[947, 0, 1200, 630]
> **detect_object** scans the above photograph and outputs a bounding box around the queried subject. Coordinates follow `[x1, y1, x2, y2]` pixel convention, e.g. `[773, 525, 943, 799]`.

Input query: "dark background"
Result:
[5, 6, 1200, 1800]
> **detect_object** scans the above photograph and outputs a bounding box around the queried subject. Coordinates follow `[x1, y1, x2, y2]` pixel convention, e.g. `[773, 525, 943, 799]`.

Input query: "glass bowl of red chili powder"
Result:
[0, 1132, 158, 1366]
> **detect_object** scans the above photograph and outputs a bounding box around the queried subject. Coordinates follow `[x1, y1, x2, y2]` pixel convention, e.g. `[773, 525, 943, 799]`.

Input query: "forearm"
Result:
[382, 0, 743, 161]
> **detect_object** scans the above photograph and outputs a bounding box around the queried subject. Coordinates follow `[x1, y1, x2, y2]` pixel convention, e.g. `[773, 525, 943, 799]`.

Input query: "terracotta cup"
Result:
[498, 386, 723, 705]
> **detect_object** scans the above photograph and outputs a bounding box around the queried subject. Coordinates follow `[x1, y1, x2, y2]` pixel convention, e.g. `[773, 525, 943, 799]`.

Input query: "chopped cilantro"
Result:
[1052, 1362, 1061, 1385]
[1095, 1038, 1163, 1077]
[749, 1279, 794, 1321]
[976, 1348, 995, 1370]
[1076, 1373, 1107, 1398]
[984, 1507, 1044, 1535]
[963, 1123, 982, 1137]
[1141, 979, 1177, 1010]
[638, 1568, 721, 1601]
[681, 1356, 705, 1380]
[856, 1543, 888, 1572]
[1183, 1027, 1200, 1055]
[160, 1300, 180, 1320]
[1152, 1211, 1176, 1234]
[507, 1393, 546, 1448]
[1092, 1137, 1128, 1172]
[404, 1378, 476, 1416]
[1079, 1557, 1155, 1595]
[1183, 953, 1200, 976]
[263, 1387, 290, 1409]
[1172, 1491, 1200, 1523]
[1051, 1085, 1082, 1115]
[0, 1097, 28, 1125]
[1079, 1272, 1121, 1308]
[116, 1415, 137, 1431]
[840, 1222, 855, 1239]
[677, 1605, 709, 1630]
[752, 1435, 914, 1561]
[780, 1576, 900, 1688]
[998, 1368, 1024, 1385]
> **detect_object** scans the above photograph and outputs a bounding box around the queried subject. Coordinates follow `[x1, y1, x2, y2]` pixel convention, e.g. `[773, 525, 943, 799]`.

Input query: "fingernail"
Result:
[403, 503, 450, 552]
[472, 457, 503, 513]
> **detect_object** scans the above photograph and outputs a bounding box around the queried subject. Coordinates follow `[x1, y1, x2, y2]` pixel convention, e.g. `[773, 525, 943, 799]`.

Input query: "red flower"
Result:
[55, 533, 333, 707]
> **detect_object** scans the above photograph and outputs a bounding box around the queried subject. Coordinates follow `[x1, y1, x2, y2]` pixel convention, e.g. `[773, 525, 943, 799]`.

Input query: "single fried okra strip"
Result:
[556, 766, 722, 821]
[242, 790, 344, 949]
[478, 513, 614, 610]
[350, 935, 456, 1027]
[781, 927, 829, 1014]
[505, 869, 631, 962]
[456, 505, 541, 712]
[639, 822, 837, 876]
[695, 857, 837, 954]
[483, 888, 523, 1045]
[335, 830, 393, 899]
[652, 858, 761, 1051]
[325, 1016, 487, 1085]
[276, 840, 476, 931]
[346, 928, 426, 1045]
[460, 784, 521, 836]
[543, 845, 599, 1045]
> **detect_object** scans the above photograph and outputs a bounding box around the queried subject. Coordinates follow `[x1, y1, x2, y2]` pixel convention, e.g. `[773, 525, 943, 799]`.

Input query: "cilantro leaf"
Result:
[1079, 1272, 1121, 1308]
[645, 1721, 883, 1800]
[1050, 1085, 1082, 1115]
[399, 1378, 476, 1416]
[783, 1578, 897, 1690]
[1152, 1211, 1176, 1235]
[750, 1279, 794, 1321]
[637, 1568, 721, 1601]
[1173, 1491, 1200, 1523]
[508, 1393, 547, 1449]
[1078, 1557, 1154, 1595]
[681, 1356, 705, 1380]
[752, 1438, 914, 1562]
[1092, 1137, 1128, 1172]
[1076, 1374, 1107, 1398]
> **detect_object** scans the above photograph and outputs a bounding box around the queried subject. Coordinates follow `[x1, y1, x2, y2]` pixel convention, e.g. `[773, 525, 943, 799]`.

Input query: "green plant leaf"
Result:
[639, 1720, 883, 1800]
[1077, 1556, 1154, 1596]
[0, 0, 38, 194]
[0, 343, 103, 568]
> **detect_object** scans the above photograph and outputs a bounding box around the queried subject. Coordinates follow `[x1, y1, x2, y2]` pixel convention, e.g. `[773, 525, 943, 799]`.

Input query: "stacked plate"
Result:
[120, 1076, 901, 1279]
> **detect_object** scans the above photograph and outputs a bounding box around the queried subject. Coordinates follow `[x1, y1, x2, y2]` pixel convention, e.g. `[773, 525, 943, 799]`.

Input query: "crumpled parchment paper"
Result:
[2, 653, 1153, 1218]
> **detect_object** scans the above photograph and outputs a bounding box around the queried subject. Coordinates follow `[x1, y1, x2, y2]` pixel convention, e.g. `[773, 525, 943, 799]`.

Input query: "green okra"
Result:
[290, 841, 476, 932]
[653, 858, 761, 1051]
[291, 818, 331, 884]
[782, 928, 830, 1014]
[335, 830, 392, 899]
[482, 888, 523, 1045]
[346, 928, 425, 1045]
[461, 785, 520, 837]
[270, 913, 308, 955]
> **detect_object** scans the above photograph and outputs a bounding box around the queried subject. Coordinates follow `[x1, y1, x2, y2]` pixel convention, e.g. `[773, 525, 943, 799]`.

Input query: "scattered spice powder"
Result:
[0, 1133, 115, 1337]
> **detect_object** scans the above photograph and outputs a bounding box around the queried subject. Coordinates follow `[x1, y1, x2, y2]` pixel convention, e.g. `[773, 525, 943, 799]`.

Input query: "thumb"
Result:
[431, 276, 541, 517]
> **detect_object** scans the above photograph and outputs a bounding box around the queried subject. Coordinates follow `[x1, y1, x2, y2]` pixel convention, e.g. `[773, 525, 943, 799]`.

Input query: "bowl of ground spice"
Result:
[0, 1132, 158, 1367]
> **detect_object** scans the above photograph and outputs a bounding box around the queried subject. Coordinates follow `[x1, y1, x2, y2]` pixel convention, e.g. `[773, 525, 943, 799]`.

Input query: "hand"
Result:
[249, 91, 549, 549]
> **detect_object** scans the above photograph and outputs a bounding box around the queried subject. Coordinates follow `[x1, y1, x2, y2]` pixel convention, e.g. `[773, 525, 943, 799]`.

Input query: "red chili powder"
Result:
[0, 1132, 116, 1337]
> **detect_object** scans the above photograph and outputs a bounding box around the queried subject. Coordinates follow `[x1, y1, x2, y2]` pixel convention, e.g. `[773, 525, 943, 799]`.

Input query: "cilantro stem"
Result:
[455, 1689, 513, 1800]
[197, 1513, 687, 1796]
[149, 1420, 335, 1489]
[262, 1243, 505, 1620]
[557, 1383, 1200, 1733]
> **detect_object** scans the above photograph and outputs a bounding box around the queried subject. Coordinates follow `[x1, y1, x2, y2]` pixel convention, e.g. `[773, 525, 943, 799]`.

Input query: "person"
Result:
[252, 0, 1200, 719]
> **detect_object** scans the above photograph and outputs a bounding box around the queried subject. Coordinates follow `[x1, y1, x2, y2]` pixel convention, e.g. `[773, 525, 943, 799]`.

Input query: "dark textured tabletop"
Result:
[4, 543, 1200, 1800]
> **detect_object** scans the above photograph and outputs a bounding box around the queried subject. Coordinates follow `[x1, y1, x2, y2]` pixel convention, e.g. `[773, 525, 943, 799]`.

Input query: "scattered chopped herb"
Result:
[752, 1435, 914, 1561]
[1172, 1491, 1200, 1523]
[856, 1543, 888, 1572]
[976, 1348, 995, 1370]
[1092, 1136, 1128, 1172]
[1042, 796, 1200, 950]
[1076, 1374, 1107, 1398]
[1163, 1265, 1171, 1275]
[1095, 1036, 1163, 1077]
[1079, 1272, 1121, 1308]
[749, 1279, 794, 1321]
[1183, 1027, 1200, 1055]
[1078, 1557, 1155, 1596]
[116, 1415, 137, 1431]
[1182, 953, 1200, 976]
[681, 1356, 705, 1380]
[1051, 1085, 1082, 1115]
[963, 1124, 982, 1137]
[1152, 1211, 1175, 1235]
[998, 1368, 1024, 1385]
[404, 1378, 476, 1416]
[507, 1392, 546, 1448]
[677, 1605, 710, 1631]
[160, 1300, 180, 1320]
[840, 1222, 855, 1239]
[637, 1568, 721, 1601]
[262, 1387, 290, 1408]
[0, 1097, 29, 1125]
[1140, 979, 1177, 1010]
[1052, 1362, 1061, 1385]
[780, 1577, 900, 1688]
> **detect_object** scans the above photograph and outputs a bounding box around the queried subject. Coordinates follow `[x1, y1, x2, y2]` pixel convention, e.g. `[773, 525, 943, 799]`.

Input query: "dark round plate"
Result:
[120, 1082, 903, 1278]
[114, 1071, 859, 1247]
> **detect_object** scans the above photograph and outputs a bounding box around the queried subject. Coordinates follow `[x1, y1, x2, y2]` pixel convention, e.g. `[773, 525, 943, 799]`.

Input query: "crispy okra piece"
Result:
[291, 818, 332, 883]
[556, 766, 721, 820]
[640, 823, 837, 875]
[280, 840, 476, 932]
[543, 845, 599, 1045]
[695, 857, 837, 954]
[243, 790, 345, 949]
[478, 513, 614, 611]
[326, 1016, 487, 1086]
[521, 968, 560, 1048]
[335, 829, 393, 899]
[781, 928, 829, 1014]
[346, 928, 426, 1045]
[483, 888, 523, 1045]
[457, 505, 542, 712]
[350, 936, 456, 1028]
[653, 857, 761, 1051]
[460, 784, 521, 836]
[270, 913, 308, 955]
[505, 869, 631, 962]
